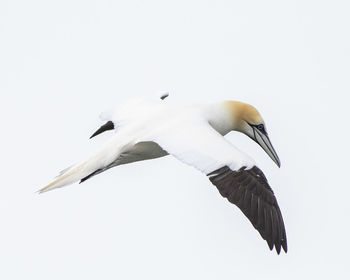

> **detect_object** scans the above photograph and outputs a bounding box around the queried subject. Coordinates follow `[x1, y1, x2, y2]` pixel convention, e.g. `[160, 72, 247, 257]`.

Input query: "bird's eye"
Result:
[248, 122, 267, 134]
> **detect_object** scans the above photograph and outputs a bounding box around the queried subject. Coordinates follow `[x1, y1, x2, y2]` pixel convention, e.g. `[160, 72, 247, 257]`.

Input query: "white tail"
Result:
[38, 136, 130, 193]
[38, 162, 90, 193]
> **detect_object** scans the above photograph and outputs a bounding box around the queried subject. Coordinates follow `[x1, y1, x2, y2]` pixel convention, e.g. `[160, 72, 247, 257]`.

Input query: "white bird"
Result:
[39, 93, 287, 254]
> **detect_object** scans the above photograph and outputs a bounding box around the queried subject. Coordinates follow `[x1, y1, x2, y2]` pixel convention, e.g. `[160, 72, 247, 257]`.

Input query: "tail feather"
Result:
[38, 163, 89, 193]
[38, 134, 133, 193]
[38, 144, 123, 193]
[55, 164, 75, 178]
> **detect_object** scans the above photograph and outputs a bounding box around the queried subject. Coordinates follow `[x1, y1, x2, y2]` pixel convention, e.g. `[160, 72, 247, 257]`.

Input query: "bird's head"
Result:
[225, 101, 281, 167]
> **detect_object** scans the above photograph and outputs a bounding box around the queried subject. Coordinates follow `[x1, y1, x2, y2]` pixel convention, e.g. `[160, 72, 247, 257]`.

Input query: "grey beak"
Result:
[253, 127, 281, 167]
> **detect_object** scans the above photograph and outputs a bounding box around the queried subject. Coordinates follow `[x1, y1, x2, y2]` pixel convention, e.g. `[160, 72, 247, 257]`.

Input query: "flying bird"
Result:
[39, 93, 287, 254]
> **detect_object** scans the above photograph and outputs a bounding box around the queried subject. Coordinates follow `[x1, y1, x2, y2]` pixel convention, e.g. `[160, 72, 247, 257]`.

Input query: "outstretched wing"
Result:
[90, 94, 169, 138]
[208, 166, 287, 254]
[144, 120, 287, 254]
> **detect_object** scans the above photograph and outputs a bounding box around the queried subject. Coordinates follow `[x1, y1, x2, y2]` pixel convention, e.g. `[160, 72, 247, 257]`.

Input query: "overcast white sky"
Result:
[1, 0, 349, 279]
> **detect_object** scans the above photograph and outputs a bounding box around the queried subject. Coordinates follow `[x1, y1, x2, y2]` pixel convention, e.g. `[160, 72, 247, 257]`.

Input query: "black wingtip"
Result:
[160, 93, 169, 100]
[273, 238, 287, 254]
[208, 166, 288, 255]
[90, 121, 114, 139]
[282, 240, 288, 253]
[267, 240, 274, 251]
[275, 243, 281, 254]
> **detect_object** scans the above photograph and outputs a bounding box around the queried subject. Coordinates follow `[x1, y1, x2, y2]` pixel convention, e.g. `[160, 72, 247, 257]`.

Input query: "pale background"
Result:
[1, 1, 349, 279]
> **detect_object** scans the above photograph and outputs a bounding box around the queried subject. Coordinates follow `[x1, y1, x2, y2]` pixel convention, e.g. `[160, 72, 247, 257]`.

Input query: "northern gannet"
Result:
[39, 94, 287, 254]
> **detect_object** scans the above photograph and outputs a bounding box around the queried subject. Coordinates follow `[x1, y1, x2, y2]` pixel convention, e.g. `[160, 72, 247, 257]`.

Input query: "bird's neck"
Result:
[204, 102, 238, 135]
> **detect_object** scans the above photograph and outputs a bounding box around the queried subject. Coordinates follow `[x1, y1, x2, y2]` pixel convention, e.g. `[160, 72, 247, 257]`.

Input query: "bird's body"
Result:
[40, 94, 287, 254]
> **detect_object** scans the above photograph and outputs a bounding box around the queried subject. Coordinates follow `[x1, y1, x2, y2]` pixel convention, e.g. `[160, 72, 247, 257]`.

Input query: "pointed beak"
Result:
[253, 127, 281, 167]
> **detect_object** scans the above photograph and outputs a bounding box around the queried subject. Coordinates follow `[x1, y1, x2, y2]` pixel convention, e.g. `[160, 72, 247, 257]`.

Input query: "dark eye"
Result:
[248, 122, 267, 134]
[255, 124, 267, 134]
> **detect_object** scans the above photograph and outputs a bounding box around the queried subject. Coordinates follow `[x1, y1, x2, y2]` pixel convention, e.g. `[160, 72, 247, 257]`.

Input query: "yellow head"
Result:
[224, 101, 281, 167]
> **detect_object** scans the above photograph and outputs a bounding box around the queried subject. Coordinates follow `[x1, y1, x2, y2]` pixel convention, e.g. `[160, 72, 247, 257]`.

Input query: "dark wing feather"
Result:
[208, 166, 287, 254]
[90, 121, 115, 139]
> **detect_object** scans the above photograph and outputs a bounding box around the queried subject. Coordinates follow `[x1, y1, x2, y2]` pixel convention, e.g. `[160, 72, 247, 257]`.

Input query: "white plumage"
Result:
[40, 95, 255, 192]
[39, 94, 287, 254]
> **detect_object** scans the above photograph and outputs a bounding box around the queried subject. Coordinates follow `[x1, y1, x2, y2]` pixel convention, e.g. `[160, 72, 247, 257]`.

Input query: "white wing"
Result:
[142, 119, 255, 174]
[142, 119, 287, 254]
[91, 95, 169, 138]
[102, 95, 168, 129]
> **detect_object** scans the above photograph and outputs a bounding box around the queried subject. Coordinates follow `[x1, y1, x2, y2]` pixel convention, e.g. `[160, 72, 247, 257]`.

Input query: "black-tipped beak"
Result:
[90, 121, 115, 139]
[252, 127, 281, 167]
